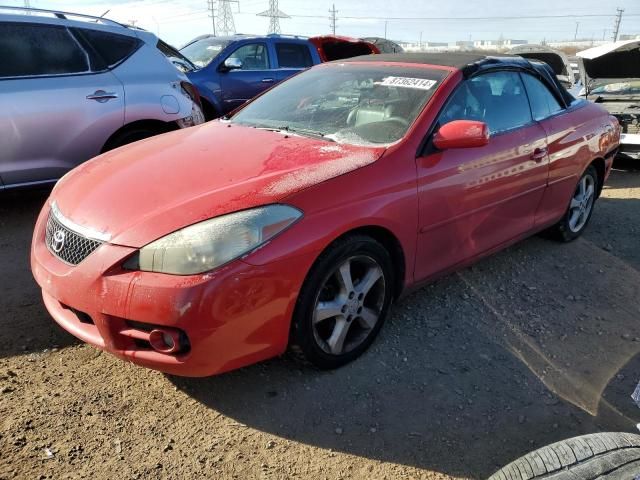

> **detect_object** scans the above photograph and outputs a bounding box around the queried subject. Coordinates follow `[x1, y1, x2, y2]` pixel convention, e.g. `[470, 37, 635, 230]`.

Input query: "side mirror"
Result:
[433, 120, 490, 150]
[221, 57, 243, 71]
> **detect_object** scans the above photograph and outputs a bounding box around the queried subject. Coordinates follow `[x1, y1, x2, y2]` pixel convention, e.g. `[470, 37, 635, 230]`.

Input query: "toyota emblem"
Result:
[52, 230, 66, 253]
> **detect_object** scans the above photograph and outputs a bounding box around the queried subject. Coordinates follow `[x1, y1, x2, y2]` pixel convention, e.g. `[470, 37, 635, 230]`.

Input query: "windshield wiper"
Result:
[253, 125, 334, 142]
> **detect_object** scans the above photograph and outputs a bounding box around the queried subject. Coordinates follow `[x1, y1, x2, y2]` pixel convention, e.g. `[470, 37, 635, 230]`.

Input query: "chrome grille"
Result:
[45, 211, 103, 265]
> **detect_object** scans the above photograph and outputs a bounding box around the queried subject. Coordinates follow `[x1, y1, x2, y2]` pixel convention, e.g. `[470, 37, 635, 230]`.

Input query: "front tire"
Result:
[289, 235, 394, 369]
[549, 165, 599, 242]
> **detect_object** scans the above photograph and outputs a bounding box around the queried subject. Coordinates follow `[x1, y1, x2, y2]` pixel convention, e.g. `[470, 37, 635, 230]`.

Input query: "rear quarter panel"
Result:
[113, 42, 193, 124]
[534, 101, 619, 227]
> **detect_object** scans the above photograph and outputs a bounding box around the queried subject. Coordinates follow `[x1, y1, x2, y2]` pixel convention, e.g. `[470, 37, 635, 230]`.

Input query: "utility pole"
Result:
[384, 20, 387, 39]
[419, 31, 423, 50]
[612, 7, 624, 42]
[574, 22, 579, 40]
[257, 0, 290, 34]
[207, 0, 216, 36]
[217, 0, 238, 36]
[329, 4, 337, 35]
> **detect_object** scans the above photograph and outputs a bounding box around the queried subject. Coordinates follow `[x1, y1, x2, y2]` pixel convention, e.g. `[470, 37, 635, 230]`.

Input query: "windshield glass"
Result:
[591, 80, 640, 95]
[231, 64, 447, 145]
[180, 38, 231, 67]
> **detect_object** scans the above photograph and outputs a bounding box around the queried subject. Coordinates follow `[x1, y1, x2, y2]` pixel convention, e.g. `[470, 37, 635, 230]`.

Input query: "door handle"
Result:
[86, 90, 118, 102]
[261, 78, 275, 83]
[530, 147, 548, 162]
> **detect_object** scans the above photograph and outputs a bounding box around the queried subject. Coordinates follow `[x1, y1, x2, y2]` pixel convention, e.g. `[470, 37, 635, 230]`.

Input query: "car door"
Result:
[414, 71, 550, 281]
[273, 41, 315, 83]
[218, 42, 275, 113]
[520, 72, 583, 228]
[0, 22, 124, 187]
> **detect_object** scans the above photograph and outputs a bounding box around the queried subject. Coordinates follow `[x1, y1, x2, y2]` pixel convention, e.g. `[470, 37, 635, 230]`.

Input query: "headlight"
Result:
[131, 205, 302, 275]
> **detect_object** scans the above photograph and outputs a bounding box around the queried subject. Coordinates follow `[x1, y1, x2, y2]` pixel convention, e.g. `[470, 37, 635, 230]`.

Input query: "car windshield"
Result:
[591, 80, 640, 95]
[231, 64, 447, 146]
[180, 38, 231, 67]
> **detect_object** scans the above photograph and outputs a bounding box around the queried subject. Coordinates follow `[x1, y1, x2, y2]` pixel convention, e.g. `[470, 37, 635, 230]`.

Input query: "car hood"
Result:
[51, 122, 385, 248]
[577, 40, 640, 92]
[510, 44, 574, 87]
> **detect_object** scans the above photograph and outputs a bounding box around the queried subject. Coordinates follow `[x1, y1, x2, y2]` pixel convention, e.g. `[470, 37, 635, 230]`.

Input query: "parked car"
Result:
[0, 6, 204, 190]
[510, 44, 575, 90]
[31, 53, 619, 377]
[361, 37, 404, 54]
[578, 40, 640, 160]
[179, 33, 379, 119]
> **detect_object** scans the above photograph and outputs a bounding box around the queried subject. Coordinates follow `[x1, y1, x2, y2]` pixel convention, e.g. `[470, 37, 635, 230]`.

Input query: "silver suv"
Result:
[0, 7, 204, 190]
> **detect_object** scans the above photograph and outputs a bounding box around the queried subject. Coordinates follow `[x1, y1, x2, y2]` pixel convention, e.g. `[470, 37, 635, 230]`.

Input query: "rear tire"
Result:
[548, 165, 599, 242]
[488, 432, 640, 480]
[289, 235, 394, 369]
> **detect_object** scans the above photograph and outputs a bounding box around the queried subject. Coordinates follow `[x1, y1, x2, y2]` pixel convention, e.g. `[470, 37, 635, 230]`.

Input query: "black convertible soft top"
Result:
[339, 52, 575, 107]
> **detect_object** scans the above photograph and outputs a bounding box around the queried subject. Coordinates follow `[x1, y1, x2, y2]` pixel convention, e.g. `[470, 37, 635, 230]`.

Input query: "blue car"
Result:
[179, 34, 378, 120]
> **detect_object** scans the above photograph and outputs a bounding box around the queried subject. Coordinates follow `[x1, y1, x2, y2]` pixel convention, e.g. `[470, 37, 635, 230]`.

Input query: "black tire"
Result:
[488, 432, 640, 480]
[103, 127, 165, 152]
[289, 234, 394, 369]
[548, 165, 599, 242]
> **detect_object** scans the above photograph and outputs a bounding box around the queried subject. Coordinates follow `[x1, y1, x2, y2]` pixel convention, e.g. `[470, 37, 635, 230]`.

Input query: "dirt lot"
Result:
[1, 161, 640, 480]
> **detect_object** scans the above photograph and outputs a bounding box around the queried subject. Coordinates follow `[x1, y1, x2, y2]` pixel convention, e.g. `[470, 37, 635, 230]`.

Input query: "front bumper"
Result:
[31, 205, 312, 377]
[619, 134, 640, 160]
[176, 103, 205, 129]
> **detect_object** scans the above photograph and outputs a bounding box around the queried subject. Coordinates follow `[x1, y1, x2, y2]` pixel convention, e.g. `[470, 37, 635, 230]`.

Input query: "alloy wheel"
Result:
[568, 173, 596, 233]
[312, 255, 386, 356]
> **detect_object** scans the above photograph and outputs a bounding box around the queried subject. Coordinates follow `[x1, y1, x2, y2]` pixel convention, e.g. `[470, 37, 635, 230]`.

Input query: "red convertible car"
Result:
[31, 54, 620, 376]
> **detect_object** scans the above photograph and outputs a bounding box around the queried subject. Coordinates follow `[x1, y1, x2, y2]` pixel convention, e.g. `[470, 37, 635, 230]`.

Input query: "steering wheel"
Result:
[384, 117, 410, 128]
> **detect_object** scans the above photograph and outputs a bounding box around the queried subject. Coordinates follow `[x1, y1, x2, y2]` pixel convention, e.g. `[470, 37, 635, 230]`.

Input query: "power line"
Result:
[329, 3, 337, 35]
[254, 12, 640, 21]
[612, 7, 624, 41]
[257, 0, 289, 34]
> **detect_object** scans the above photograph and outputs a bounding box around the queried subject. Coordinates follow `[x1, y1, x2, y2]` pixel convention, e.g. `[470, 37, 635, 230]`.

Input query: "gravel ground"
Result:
[1, 160, 640, 480]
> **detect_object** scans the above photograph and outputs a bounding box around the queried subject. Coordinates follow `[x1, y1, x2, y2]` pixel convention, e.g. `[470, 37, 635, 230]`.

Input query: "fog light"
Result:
[149, 329, 182, 354]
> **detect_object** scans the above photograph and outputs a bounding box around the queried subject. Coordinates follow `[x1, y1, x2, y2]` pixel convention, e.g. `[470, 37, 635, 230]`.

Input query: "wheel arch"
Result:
[101, 119, 177, 153]
[325, 225, 407, 300]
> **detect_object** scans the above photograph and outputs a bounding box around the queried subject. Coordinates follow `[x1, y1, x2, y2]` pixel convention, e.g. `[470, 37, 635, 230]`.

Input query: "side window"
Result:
[521, 73, 564, 121]
[438, 71, 532, 134]
[275, 43, 313, 68]
[227, 43, 269, 70]
[74, 28, 141, 69]
[0, 23, 89, 78]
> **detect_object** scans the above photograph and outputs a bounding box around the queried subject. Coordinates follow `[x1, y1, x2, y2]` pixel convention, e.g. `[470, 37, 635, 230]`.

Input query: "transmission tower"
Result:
[612, 7, 624, 42]
[329, 4, 337, 34]
[257, 0, 290, 34]
[217, 0, 238, 36]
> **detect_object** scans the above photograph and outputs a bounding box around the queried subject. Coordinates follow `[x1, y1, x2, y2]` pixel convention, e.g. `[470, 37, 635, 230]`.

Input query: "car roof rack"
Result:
[0, 5, 125, 28]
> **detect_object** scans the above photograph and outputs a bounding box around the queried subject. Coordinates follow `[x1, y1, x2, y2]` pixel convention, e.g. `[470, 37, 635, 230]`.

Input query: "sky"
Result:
[4, 0, 640, 48]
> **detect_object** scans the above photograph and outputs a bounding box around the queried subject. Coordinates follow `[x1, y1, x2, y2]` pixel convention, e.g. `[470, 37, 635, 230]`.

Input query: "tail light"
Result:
[180, 81, 201, 107]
